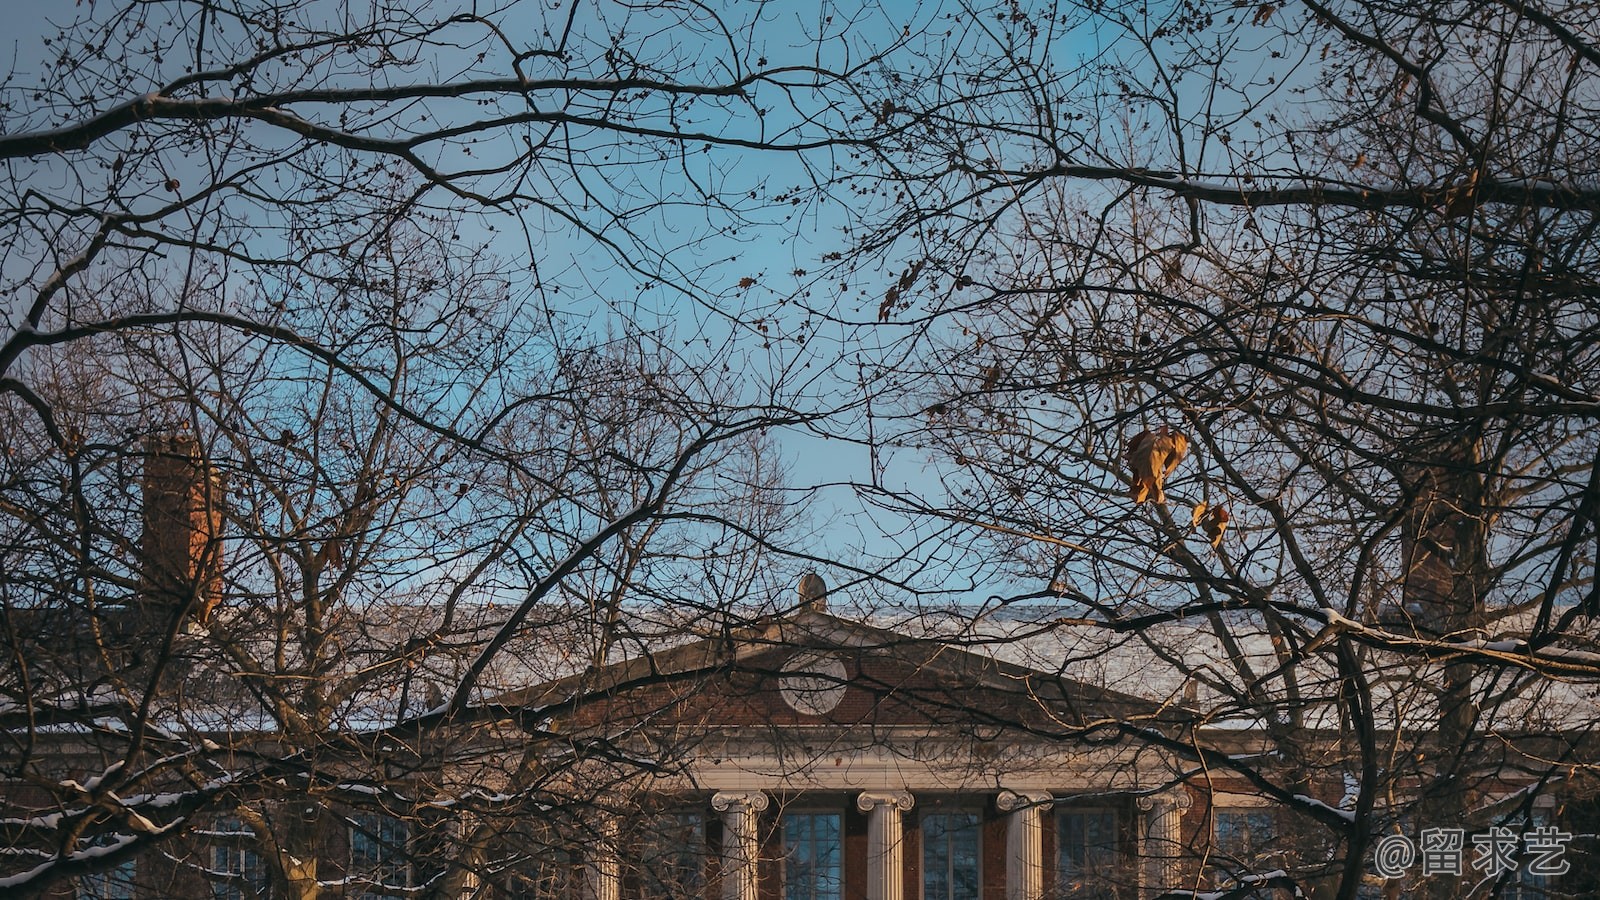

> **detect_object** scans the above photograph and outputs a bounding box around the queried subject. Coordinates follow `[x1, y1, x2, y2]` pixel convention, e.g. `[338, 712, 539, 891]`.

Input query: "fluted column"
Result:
[997, 790, 1053, 900]
[856, 791, 915, 900]
[712, 791, 770, 900]
[1136, 790, 1193, 899]
[583, 814, 621, 900]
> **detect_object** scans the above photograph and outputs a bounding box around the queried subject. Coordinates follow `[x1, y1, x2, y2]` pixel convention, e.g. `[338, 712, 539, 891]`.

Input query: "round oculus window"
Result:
[779, 652, 848, 715]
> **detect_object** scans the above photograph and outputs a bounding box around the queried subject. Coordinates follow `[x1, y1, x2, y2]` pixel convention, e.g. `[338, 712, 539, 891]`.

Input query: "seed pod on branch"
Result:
[1125, 425, 1188, 504]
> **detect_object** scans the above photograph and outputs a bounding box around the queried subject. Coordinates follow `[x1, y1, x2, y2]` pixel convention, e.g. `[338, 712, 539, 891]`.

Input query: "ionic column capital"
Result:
[856, 790, 915, 814]
[996, 789, 1054, 813]
[1137, 788, 1193, 813]
[858, 791, 911, 900]
[712, 790, 770, 813]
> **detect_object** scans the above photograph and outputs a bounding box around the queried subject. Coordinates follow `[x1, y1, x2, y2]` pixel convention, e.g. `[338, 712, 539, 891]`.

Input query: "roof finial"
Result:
[797, 572, 827, 612]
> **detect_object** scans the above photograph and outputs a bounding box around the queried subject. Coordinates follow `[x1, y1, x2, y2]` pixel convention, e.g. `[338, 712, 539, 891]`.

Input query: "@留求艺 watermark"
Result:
[1371, 826, 1572, 879]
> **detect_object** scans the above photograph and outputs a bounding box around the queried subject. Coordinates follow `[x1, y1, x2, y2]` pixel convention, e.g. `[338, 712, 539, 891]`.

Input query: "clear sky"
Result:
[1, 1, 1125, 607]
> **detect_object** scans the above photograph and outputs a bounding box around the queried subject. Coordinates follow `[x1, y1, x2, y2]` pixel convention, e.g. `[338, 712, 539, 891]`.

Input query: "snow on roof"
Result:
[10, 596, 1598, 739]
[851, 604, 1600, 735]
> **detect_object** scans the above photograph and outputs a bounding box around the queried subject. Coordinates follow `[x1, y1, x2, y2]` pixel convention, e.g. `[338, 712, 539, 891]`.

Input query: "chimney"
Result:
[1398, 467, 1455, 621]
[142, 435, 224, 625]
[1394, 439, 1480, 633]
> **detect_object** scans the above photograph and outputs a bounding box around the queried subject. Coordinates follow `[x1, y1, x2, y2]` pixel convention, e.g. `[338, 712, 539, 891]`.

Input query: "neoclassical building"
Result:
[481, 584, 1594, 900]
[489, 601, 1231, 900]
[16, 587, 1586, 900]
[10, 442, 1589, 899]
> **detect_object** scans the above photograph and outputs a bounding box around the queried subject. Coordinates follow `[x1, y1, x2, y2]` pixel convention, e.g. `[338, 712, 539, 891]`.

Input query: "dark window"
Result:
[1062, 807, 1126, 871]
[1497, 810, 1555, 900]
[1214, 809, 1278, 861]
[1057, 807, 1126, 897]
[923, 811, 981, 900]
[634, 812, 706, 899]
[1212, 808, 1302, 898]
[207, 818, 267, 900]
[75, 836, 136, 900]
[349, 814, 411, 899]
[488, 820, 577, 899]
[783, 812, 842, 900]
[519, 847, 576, 900]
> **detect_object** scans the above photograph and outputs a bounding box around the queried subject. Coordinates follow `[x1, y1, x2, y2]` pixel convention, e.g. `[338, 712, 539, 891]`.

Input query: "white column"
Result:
[583, 814, 621, 900]
[1136, 790, 1193, 899]
[997, 790, 1053, 900]
[856, 791, 915, 900]
[712, 790, 770, 900]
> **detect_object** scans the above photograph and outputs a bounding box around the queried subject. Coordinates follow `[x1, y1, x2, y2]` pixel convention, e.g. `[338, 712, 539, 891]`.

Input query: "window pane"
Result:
[1496, 809, 1554, 900]
[518, 846, 576, 900]
[783, 813, 841, 900]
[1057, 808, 1124, 897]
[635, 812, 705, 899]
[1214, 810, 1277, 859]
[350, 814, 411, 900]
[1058, 808, 1119, 872]
[75, 837, 136, 900]
[208, 818, 267, 900]
[923, 811, 980, 900]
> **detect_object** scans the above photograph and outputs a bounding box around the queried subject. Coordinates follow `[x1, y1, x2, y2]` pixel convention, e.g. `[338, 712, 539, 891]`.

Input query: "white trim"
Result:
[997, 790, 1052, 900]
[1136, 790, 1192, 899]
[712, 792, 769, 900]
[857, 792, 913, 900]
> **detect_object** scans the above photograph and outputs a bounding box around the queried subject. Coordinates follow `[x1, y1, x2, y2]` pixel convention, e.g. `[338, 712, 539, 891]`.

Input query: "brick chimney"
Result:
[1394, 439, 1482, 634]
[1399, 470, 1456, 618]
[141, 435, 224, 625]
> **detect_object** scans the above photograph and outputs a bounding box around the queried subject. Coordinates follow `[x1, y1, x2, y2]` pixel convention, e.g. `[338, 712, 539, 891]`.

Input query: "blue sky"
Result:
[0, 2, 946, 586]
[1, 1, 1136, 606]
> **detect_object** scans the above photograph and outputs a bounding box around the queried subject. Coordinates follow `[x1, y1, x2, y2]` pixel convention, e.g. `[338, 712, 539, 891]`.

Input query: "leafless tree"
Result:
[0, 1, 910, 896]
[18, 1, 1600, 898]
[841, 1, 1600, 898]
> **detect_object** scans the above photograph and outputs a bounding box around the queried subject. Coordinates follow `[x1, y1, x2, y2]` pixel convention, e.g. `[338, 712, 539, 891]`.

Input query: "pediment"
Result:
[497, 610, 1173, 734]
